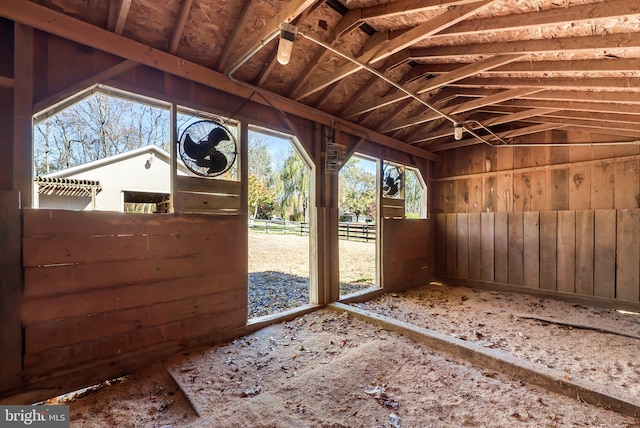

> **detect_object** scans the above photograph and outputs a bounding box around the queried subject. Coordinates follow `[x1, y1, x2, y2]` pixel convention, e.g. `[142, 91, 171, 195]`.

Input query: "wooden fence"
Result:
[436, 210, 640, 306]
[249, 220, 377, 243]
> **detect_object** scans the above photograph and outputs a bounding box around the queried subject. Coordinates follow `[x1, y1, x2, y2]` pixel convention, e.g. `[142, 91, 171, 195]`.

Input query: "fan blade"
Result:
[208, 151, 228, 174]
[207, 127, 230, 147]
[184, 133, 206, 160]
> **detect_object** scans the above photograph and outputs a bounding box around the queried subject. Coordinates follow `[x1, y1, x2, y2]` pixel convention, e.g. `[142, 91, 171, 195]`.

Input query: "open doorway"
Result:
[338, 154, 379, 297]
[247, 127, 311, 319]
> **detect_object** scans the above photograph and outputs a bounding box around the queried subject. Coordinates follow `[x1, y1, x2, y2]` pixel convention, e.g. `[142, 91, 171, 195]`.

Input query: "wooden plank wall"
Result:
[21, 209, 248, 397]
[435, 210, 640, 306]
[382, 218, 433, 292]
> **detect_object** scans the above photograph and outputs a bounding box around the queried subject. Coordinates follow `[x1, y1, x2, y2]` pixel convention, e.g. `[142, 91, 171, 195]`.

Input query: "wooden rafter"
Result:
[168, 0, 194, 54]
[449, 77, 640, 92]
[496, 99, 640, 116]
[217, 0, 254, 70]
[382, 88, 542, 133]
[113, 0, 133, 35]
[402, 33, 640, 63]
[407, 58, 640, 75]
[335, 0, 481, 38]
[222, 0, 317, 74]
[521, 117, 640, 138]
[292, 0, 496, 100]
[432, 0, 640, 41]
[344, 54, 523, 118]
[288, 11, 361, 98]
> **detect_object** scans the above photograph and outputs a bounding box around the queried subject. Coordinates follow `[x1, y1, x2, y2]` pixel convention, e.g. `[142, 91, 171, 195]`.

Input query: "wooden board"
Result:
[550, 169, 569, 211]
[0, 191, 22, 392]
[24, 308, 248, 378]
[508, 212, 524, 286]
[590, 162, 615, 209]
[575, 211, 594, 296]
[468, 213, 481, 280]
[594, 210, 617, 299]
[435, 214, 446, 275]
[480, 213, 495, 282]
[539, 211, 557, 291]
[529, 170, 549, 212]
[483, 175, 496, 212]
[173, 190, 240, 214]
[494, 212, 509, 284]
[523, 211, 540, 289]
[556, 211, 576, 294]
[456, 179, 469, 213]
[615, 210, 640, 302]
[614, 160, 640, 209]
[569, 165, 591, 210]
[456, 213, 469, 279]
[174, 175, 241, 195]
[22, 271, 246, 325]
[23, 209, 245, 238]
[496, 173, 512, 213]
[513, 173, 531, 212]
[468, 177, 483, 213]
[25, 288, 246, 355]
[445, 213, 457, 277]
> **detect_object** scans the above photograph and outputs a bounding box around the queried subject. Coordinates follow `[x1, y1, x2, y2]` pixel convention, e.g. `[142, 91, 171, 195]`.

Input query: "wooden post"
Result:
[13, 23, 33, 208]
[0, 191, 23, 393]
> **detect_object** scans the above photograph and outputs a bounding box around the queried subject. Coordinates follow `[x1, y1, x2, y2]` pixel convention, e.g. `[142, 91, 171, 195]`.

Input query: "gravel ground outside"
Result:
[248, 232, 377, 318]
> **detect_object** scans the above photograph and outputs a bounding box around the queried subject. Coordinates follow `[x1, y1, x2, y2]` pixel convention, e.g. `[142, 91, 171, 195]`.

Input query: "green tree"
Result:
[277, 151, 309, 222]
[248, 175, 276, 219]
[405, 169, 424, 218]
[339, 158, 376, 220]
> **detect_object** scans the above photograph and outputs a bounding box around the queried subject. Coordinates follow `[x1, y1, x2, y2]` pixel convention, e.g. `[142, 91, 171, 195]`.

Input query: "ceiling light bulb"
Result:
[454, 123, 463, 141]
[277, 23, 297, 65]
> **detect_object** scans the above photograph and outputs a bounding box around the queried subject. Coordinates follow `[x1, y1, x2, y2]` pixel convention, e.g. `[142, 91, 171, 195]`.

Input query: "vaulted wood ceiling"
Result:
[7, 0, 640, 153]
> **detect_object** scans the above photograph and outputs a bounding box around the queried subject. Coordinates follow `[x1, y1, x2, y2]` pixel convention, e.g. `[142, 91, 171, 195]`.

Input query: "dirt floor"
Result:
[62, 306, 640, 427]
[353, 283, 640, 405]
[57, 235, 640, 426]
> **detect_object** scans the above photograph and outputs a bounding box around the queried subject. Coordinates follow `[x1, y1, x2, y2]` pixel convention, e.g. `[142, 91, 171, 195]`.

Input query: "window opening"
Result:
[247, 127, 310, 320]
[338, 154, 379, 297]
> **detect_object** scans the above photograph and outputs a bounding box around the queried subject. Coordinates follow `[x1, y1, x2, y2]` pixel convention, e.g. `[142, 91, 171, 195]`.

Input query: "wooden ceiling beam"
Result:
[434, 0, 640, 40]
[383, 88, 541, 133]
[217, 1, 255, 70]
[113, 0, 132, 35]
[168, 0, 194, 55]
[292, 0, 495, 100]
[449, 77, 640, 92]
[404, 33, 640, 63]
[520, 117, 640, 138]
[496, 99, 640, 116]
[222, 0, 317, 74]
[288, 11, 362, 98]
[410, 58, 640, 75]
[345, 54, 523, 118]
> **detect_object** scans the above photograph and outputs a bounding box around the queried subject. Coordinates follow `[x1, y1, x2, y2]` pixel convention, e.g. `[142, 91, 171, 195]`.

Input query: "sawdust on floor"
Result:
[62, 307, 640, 427]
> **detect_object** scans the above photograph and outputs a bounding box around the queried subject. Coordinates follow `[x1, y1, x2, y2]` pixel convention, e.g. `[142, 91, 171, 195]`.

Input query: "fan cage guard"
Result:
[178, 119, 238, 178]
[382, 163, 405, 199]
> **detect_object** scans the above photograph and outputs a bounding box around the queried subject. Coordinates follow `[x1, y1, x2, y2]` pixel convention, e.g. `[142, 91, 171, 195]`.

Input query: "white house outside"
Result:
[34, 145, 186, 212]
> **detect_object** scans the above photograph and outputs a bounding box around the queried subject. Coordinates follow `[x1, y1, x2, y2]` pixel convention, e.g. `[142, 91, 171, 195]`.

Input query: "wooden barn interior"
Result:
[1, 0, 640, 420]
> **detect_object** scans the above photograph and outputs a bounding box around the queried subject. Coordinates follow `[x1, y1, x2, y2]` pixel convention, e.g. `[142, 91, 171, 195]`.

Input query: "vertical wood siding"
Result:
[435, 210, 640, 305]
